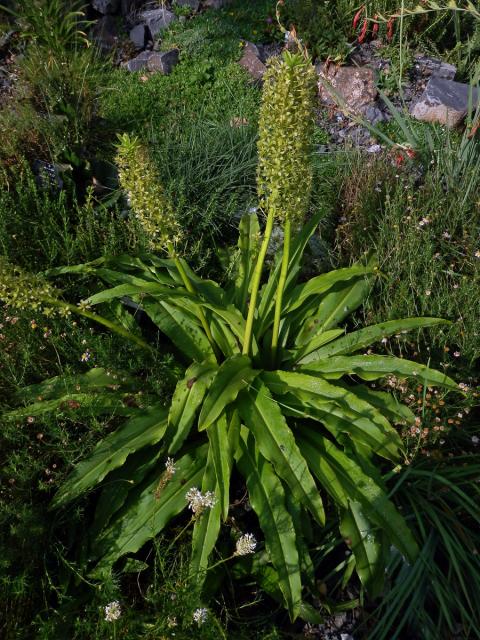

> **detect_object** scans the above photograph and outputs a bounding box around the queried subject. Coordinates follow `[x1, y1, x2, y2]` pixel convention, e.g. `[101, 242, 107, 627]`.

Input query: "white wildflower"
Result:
[193, 607, 208, 626]
[472, 436, 479, 445]
[165, 457, 177, 476]
[234, 533, 257, 556]
[104, 601, 121, 622]
[185, 487, 217, 515]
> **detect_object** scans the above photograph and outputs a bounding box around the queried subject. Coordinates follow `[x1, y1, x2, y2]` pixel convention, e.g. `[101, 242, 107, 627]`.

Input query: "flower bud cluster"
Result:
[116, 133, 182, 251]
[257, 51, 317, 228]
[0, 258, 58, 316]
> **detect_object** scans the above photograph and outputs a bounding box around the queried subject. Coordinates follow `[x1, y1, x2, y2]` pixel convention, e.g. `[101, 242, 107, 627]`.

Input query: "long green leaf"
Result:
[198, 355, 259, 431]
[189, 448, 222, 594]
[239, 379, 325, 525]
[167, 361, 217, 454]
[86, 282, 184, 305]
[236, 429, 302, 620]
[234, 211, 260, 312]
[4, 392, 134, 421]
[263, 371, 402, 461]
[14, 367, 138, 403]
[207, 413, 231, 520]
[340, 502, 386, 598]
[91, 444, 207, 574]
[299, 355, 457, 389]
[307, 318, 449, 360]
[52, 404, 168, 507]
[298, 429, 419, 563]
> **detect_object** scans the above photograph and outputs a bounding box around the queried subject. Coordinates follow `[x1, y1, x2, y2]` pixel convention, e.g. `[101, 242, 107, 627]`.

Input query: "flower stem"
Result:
[167, 242, 219, 361]
[271, 217, 291, 367]
[45, 298, 152, 351]
[242, 208, 275, 356]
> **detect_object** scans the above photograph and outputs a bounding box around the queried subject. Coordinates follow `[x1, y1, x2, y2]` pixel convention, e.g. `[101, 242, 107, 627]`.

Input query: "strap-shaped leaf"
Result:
[15, 367, 138, 403]
[52, 404, 168, 507]
[263, 371, 403, 461]
[298, 429, 419, 563]
[342, 383, 415, 425]
[340, 501, 386, 598]
[167, 361, 217, 454]
[293, 328, 344, 360]
[198, 355, 259, 431]
[91, 445, 207, 575]
[306, 317, 449, 360]
[286, 266, 374, 313]
[207, 413, 231, 520]
[236, 429, 302, 621]
[239, 379, 325, 525]
[233, 211, 260, 312]
[86, 282, 185, 306]
[142, 300, 214, 362]
[189, 448, 222, 594]
[298, 266, 373, 339]
[5, 392, 134, 421]
[299, 355, 457, 389]
[210, 315, 240, 357]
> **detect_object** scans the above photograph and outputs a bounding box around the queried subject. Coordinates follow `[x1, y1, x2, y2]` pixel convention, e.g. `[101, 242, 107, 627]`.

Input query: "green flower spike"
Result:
[116, 134, 182, 252]
[257, 50, 317, 228]
[0, 257, 59, 316]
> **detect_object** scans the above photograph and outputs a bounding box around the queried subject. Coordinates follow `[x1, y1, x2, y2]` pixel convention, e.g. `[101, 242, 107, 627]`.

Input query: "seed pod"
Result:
[352, 5, 365, 30]
[358, 18, 368, 43]
[387, 17, 395, 42]
[257, 51, 317, 228]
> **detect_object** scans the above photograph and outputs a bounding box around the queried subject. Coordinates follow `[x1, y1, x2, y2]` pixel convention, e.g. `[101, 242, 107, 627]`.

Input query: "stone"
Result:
[362, 103, 389, 125]
[129, 23, 146, 49]
[316, 64, 378, 114]
[410, 76, 479, 127]
[141, 8, 176, 40]
[146, 49, 179, 74]
[91, 15, 119, 51]
[92, 0, 120, 14]
[414, 55, 457, 80]
[176, 0, 201, 10]
[239, 42, 266, 83]
[123, 50, 151, 72]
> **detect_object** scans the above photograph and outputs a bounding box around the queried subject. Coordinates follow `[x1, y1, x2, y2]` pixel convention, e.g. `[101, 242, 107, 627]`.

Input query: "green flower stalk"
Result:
[0, 257, 150, 349]
[116, 133, 182, 252]
[242, 51, 317, 358]
[116, 134, 218, 359]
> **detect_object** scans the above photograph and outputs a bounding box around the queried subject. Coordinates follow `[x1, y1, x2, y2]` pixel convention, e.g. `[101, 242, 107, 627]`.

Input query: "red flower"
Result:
[387, 17, 395, 41]
[372, 15, 379, 37]
[352, 5, 365, 30]
[358, 18, 368, 43]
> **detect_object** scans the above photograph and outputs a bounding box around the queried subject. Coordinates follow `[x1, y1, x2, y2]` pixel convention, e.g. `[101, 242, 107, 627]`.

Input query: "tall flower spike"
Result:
[116, 133, 182, 251]
[0, 257, 59, 316]
[257, 50, 317, 228]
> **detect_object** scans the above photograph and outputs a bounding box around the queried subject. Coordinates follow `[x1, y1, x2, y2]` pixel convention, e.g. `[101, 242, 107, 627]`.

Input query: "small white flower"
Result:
[104, 601, 121, 622]
[165, 457, 177, 476]
[381, 337, 388, 344]
[193, 607, 208, 626]
[475, 250, 480, 258]
[453, 351, 461, 358]
[472, 436, 479, 445]
[442, 231, 451, 239]
[186, 487, 217, 515]
[234, 533, 257, 556]
[418, 216, 430, 227]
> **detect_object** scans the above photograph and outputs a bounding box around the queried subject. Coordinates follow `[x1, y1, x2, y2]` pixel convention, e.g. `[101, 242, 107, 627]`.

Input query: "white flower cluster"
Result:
[104, 600, 121, 622]
[193, 607, 208, 626]
[165, 457, 177, 476]
[185, 487, 217, 515]
[234, 533, 257, 556]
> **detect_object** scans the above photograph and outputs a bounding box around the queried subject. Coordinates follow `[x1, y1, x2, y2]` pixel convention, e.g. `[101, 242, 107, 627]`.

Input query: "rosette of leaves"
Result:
[2, 52, 458, 620]
[5, 230, 456, 619]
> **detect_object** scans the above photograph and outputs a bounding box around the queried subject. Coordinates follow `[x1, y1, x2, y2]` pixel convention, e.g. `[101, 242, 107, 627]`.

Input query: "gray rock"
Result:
[317, 64, 378, 114]
[146, 49, 179, 74]
[123, 50, 151, 72]
[362, 103, 389, 125]
[414, 55, 457, 80]
[129, 23, 146, 49]
[410, 76, 479, 127]
[239, 42, 266, 83]
[203, 0, 232, 7]
[92, 0, 120, 14]
[141, 8, 176, 40]
[176, 0, 201, 10]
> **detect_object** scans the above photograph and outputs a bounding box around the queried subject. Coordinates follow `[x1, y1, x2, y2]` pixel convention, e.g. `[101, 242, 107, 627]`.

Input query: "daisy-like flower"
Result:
[234, 533, 257, 556]
[185, 487, 217, 515]
[104, 601, 121, 622]
[193, 607, 208, 626]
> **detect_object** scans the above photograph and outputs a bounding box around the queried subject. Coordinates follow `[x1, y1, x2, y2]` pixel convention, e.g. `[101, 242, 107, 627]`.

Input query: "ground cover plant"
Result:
[1, 0, 480, 638]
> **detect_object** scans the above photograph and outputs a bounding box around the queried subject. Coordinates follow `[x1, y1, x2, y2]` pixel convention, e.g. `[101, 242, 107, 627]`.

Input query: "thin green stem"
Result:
[271, 218, 291, 366]
[166, 242, 219, 361]
[242, 208, 275, 356]
[45, 298, 152, 351]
